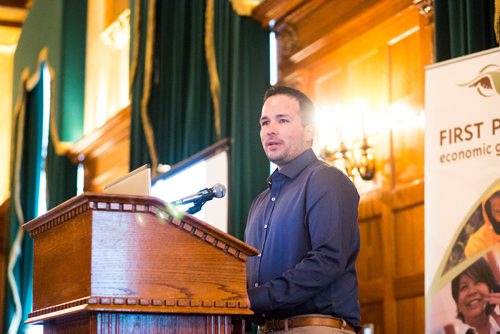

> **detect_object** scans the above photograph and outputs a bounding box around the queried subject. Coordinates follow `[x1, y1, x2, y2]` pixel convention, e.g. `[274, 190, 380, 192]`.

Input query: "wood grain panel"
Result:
[388, 15, 430, 185]
[85, 136, 130, 192]
[359, 301, 384, 333]
[359, 278, 384, 303]
[358, 218, 384, 282]
[33, 211, 93, 309]
[305, 7, 427, 191]
[252, 0, 308, 28]
[394, 204, 425, 277]
[391, 115, 425, 185]
[257, 0, 415, 77]
[389, 26, 423, 103]
[396, 296, 425, 333]
[347, 48, 389, 108]
[394, 273, 425, 299]
[381, 180, 424, 210]
[314, 68, 346, 107]
[70, 105, 131, 192]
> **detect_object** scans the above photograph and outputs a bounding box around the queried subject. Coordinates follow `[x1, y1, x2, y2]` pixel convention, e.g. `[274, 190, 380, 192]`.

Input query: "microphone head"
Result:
[212, 183, 226, 198]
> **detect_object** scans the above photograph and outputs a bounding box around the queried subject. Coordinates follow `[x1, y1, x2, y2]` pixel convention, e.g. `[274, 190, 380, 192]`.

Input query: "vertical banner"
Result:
[425, 48, 500, 334]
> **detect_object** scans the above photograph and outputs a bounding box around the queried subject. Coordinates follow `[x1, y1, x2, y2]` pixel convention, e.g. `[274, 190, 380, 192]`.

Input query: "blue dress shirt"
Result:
[245, 148, 361, 331]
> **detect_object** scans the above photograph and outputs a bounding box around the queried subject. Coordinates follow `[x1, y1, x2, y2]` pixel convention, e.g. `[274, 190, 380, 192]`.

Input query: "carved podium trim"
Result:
[28, 295, 251, 322]
[26, 193, 257, 262]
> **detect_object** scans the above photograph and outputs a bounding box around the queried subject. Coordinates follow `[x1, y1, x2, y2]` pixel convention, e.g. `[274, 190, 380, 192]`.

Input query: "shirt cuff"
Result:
[248, 285, 272, 313]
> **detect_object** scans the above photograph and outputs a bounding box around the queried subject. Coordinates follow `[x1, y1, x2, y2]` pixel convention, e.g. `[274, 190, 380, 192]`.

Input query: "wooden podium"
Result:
[23, 193, 259, 333]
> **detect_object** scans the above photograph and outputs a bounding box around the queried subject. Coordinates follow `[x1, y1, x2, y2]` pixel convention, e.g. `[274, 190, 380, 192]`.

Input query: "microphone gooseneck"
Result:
[170, 184, 226, 208]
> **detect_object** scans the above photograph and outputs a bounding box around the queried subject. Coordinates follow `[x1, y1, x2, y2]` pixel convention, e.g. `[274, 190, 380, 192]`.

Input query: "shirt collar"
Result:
[267, 148, 317, 187]
[455, 315, 500, 333]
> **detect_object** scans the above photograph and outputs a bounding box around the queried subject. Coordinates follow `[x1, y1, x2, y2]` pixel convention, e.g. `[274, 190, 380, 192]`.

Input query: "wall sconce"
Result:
[319, 137, 375, 181]
[315, 103, 376, 181]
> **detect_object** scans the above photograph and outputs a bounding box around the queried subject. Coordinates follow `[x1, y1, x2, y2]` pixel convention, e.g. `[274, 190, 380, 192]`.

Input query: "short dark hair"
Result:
[451, 258, 499, 321]
[263, 85, 315, 126]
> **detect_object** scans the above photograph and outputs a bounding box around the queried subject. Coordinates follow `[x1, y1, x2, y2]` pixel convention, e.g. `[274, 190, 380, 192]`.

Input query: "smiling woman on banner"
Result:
[451, 258, 500, 334]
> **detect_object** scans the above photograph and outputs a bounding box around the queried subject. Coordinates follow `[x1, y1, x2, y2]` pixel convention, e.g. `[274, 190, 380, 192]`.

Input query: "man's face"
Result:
[490, 197, 500, 223]
[259, 94, 314, 168]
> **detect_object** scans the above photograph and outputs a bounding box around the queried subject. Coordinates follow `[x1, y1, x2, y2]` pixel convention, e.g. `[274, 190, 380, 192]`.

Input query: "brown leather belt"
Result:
[260, 315, 355, 333]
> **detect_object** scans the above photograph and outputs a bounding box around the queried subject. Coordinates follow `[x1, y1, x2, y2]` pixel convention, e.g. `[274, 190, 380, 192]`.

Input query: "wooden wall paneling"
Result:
[104, 0, 129, 27]
[394, 273, 425, 300]
[70, 105, 131, 192]
[380, 204, 397, 334]
[85, 137, 130, 191]
[396, 296, 425, 333]
[388, 26, 423, 103]
[383, 181, 424, 278]
[357, 194, 384, 283]
[359, 301, 384, 332]
[269, 0, 415, 78]
[252, 0, 309, 28]
[387, 10, 433, 186]
[314, 67, 346, 108]
[358, 217, 384, 282]
[347, 48, 389, 108]
[386, 182, 425, 333]
[394, 204, 425, 277]
[307, 7, 427, 190]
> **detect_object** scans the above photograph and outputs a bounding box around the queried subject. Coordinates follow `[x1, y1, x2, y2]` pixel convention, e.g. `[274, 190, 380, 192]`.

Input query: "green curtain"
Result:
[3, 71, 44, 334]
[435, 0, 497, 61]
[214, 0, 270, 239]
[129, 0, 149, 167]
[46, 0, 87, 209]
[129, 0, 270, 240]
[130, 0, 216, 171]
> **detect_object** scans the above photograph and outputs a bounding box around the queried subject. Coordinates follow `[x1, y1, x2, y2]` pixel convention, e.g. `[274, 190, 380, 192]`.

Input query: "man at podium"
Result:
[245, 86, 361, 333]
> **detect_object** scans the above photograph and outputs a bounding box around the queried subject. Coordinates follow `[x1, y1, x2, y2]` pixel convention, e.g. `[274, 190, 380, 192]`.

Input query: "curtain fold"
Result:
[46, 0, 87, 209]
[46, 63, 77, 210]
[129, 0, 270, 239]
[214, 0, 270, 239]
[3, 70, 44, 334]
[435, 0, 497, 62]
[130, 0, 216, 173]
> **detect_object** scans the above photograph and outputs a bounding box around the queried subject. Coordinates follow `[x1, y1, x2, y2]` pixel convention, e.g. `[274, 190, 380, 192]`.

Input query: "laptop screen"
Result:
[103, 164, 151, 196]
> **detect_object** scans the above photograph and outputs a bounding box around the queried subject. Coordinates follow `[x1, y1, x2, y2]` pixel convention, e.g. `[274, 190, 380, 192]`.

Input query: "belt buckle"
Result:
[258, 322, 276, 334]
[284, 318, 290, 330]
[257, 325, 268, 334]
[339, 318, 347, 330]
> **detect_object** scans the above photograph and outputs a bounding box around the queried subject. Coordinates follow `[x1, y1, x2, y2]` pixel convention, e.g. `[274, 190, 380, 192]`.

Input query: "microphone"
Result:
[171, 183, 226, 206]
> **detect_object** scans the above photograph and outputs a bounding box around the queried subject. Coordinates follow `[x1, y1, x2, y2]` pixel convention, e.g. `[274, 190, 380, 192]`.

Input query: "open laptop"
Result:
[103, 164, 151, 196]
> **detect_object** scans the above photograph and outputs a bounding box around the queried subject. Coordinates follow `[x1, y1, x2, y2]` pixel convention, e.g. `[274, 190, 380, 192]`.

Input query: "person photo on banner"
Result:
[464, 185, 500, 258]
[450, 257, 500, 334]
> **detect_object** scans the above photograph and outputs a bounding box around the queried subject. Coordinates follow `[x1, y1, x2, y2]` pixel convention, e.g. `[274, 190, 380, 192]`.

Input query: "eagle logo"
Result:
[458, 64, 500, 97]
